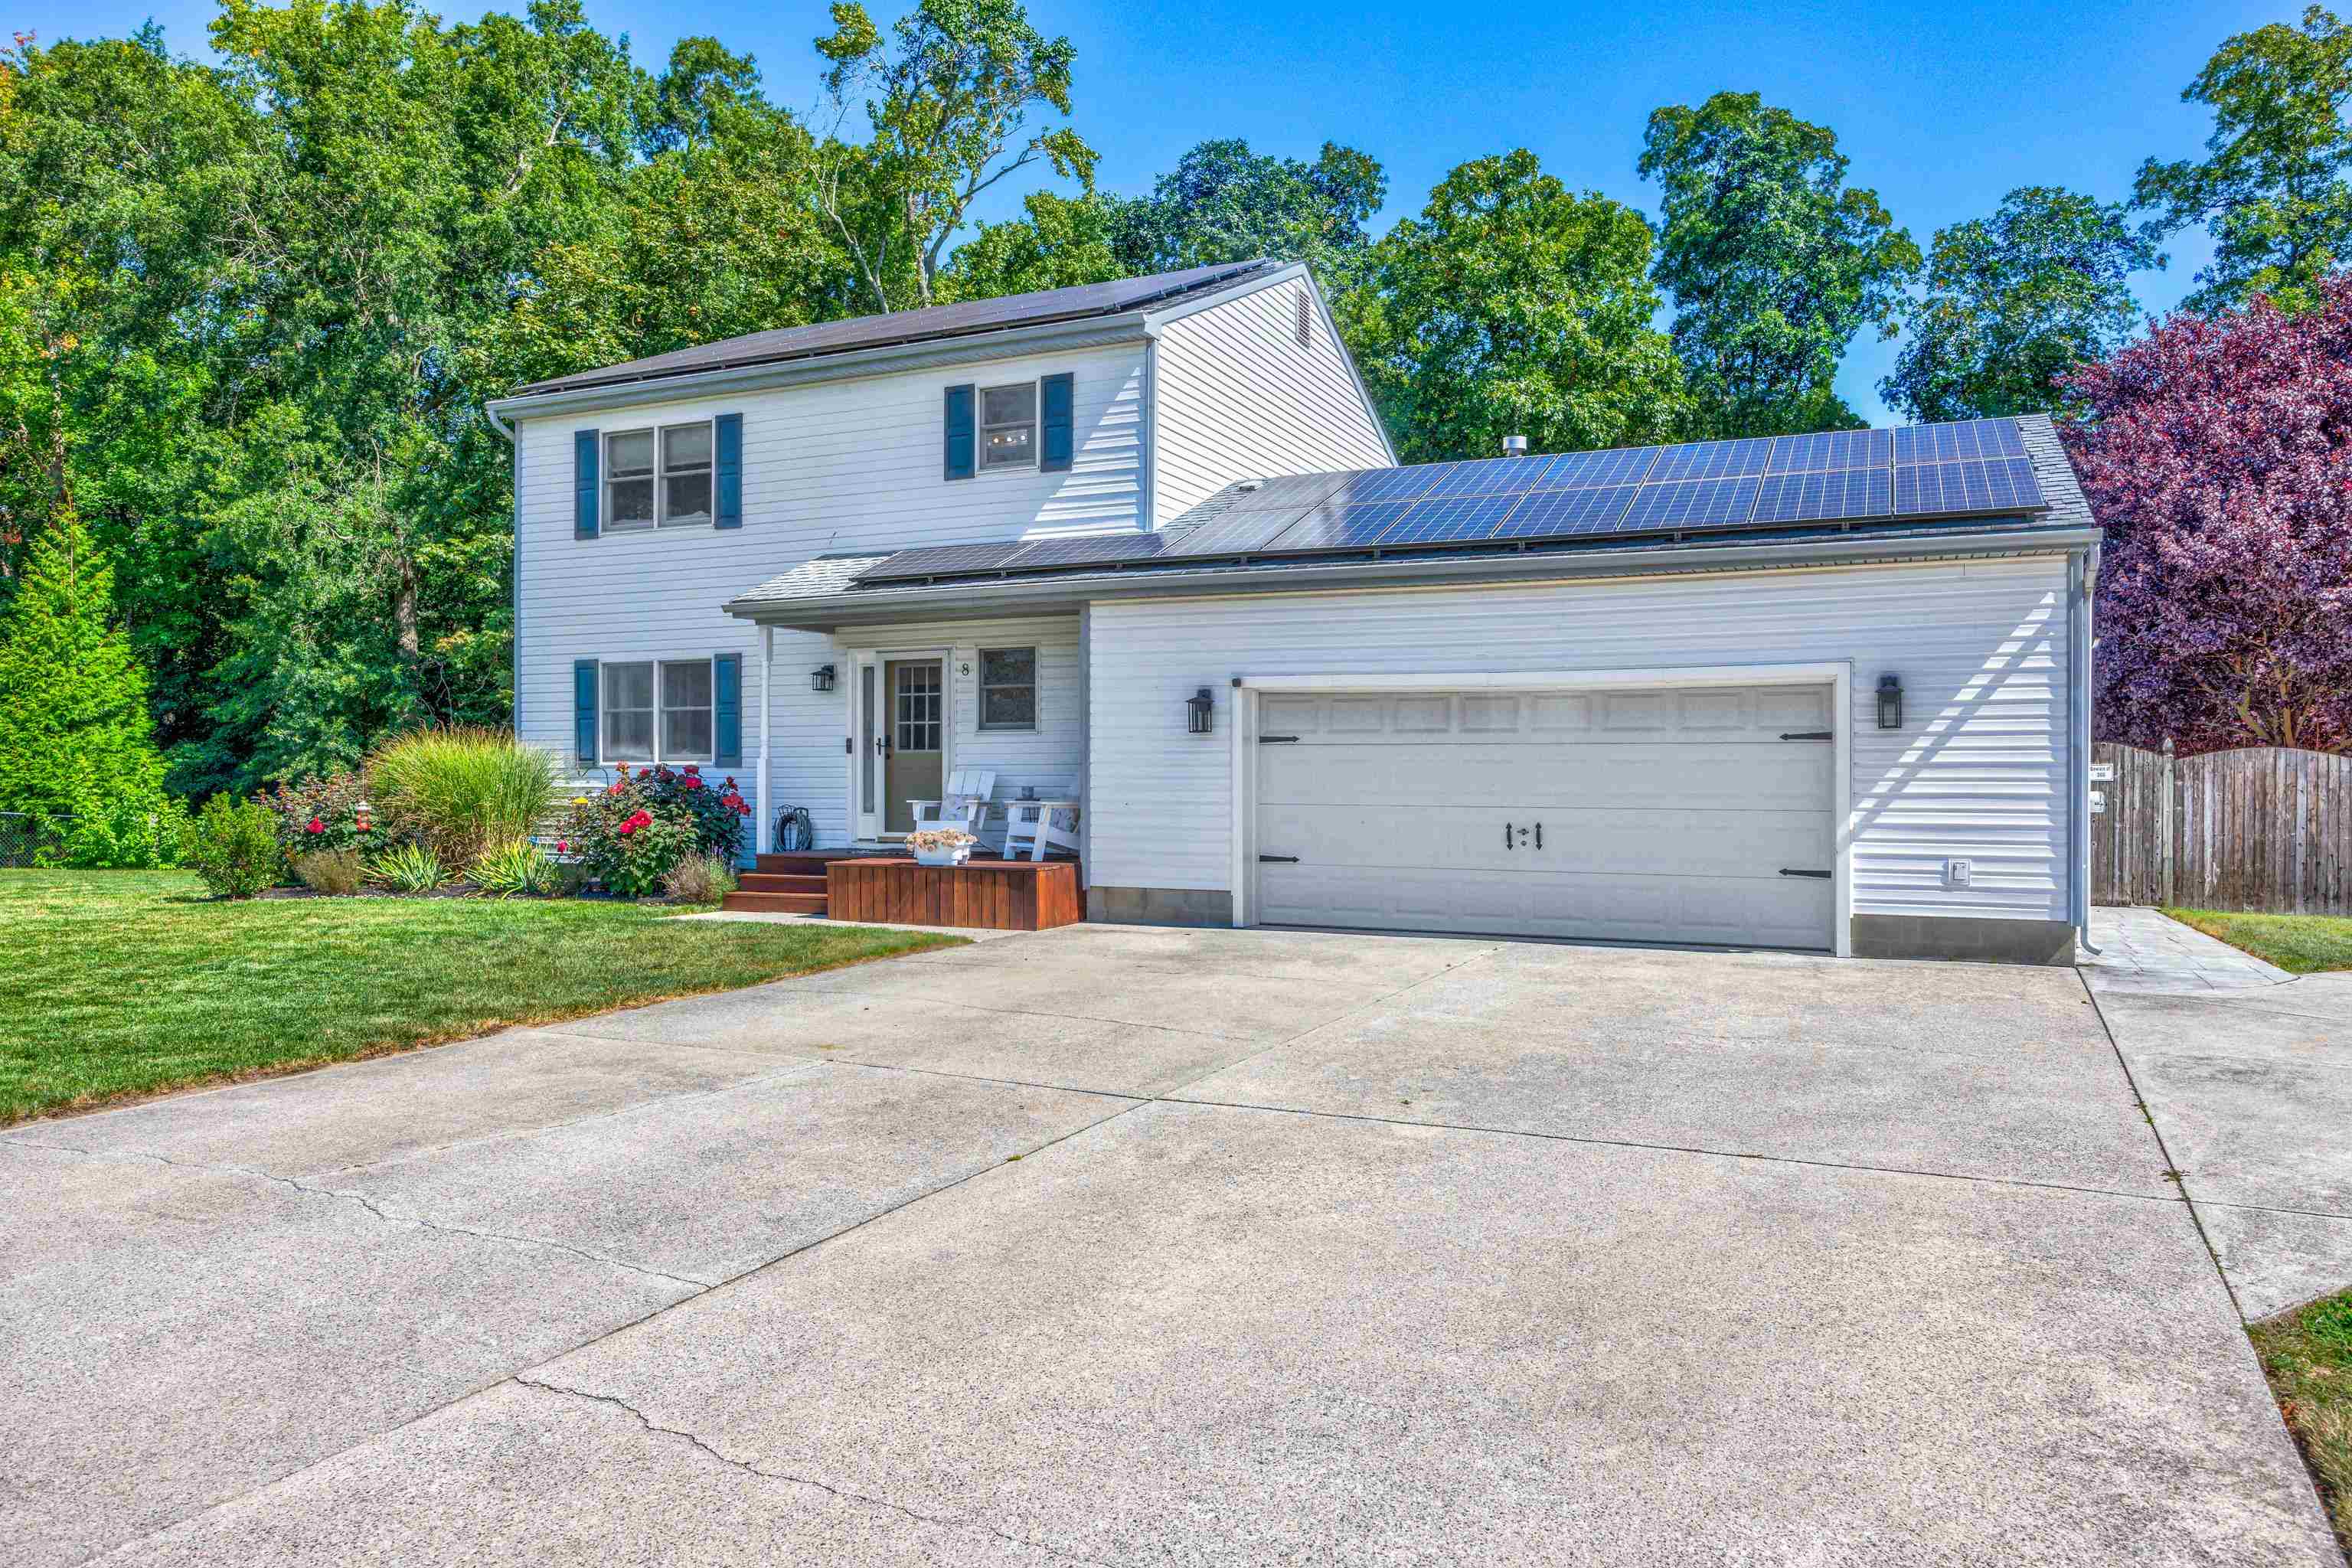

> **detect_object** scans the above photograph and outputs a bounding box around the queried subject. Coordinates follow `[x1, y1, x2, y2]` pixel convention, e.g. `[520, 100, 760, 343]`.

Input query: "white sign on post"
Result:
[2089, 763, 2116, 783]
[2089, 790, 2107, 815]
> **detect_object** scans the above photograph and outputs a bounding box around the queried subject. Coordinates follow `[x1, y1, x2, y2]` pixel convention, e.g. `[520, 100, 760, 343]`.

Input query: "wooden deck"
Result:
[826, 856, 1083, 931]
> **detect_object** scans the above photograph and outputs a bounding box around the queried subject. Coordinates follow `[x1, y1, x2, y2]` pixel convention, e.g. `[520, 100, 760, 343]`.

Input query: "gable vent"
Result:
[1294, 289, 1312, 348]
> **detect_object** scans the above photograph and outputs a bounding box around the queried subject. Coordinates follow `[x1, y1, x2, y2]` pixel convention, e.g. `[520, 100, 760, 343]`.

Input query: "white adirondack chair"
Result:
[1001, 798, 1080, 863]
[908, 768, 995, 839]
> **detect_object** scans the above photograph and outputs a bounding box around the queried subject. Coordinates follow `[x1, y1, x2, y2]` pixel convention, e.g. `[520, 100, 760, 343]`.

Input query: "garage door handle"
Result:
[1258, 854, 1300, 864]
[1778, 867, 1832, 879]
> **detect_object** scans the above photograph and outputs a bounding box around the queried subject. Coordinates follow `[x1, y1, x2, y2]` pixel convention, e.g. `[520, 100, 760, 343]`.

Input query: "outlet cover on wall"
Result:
[1945, 858, 1973, 888]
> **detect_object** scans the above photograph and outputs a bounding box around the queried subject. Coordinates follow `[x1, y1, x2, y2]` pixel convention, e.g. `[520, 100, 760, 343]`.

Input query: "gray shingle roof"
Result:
[2014, 412, 2096, 534]
[511, 260, 1279, 397]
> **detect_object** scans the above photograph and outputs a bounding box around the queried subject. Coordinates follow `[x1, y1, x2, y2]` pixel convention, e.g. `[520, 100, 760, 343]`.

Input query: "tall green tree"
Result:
[1639, 91, 1919, 436]
[936, 190, 1123, 300]
[1109, 139, 1386, 283]
[1344, 150, 1686, 463]
[813, 0, 1097, 312]
[1881, 187, 2163, 423]
[0, 514, 167, 822]
[2135, 5, 2352, 313]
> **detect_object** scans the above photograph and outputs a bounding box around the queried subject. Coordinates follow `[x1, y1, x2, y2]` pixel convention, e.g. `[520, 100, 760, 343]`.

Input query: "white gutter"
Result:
[483, 405, 519, 733]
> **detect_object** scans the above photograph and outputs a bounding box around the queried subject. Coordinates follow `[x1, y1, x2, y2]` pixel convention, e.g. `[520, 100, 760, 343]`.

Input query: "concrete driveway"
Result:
[2, 925, 2336, 1566]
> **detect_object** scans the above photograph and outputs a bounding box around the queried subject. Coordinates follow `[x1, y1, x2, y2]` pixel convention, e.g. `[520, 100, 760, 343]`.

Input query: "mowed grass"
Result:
[0, 870, 960, 1125]
[2164, 909, 2352, 974]
[2252, 1289, 2352, 1554]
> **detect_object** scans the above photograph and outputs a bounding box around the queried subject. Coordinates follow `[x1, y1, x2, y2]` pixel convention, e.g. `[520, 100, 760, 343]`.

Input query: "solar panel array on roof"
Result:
[847, 417, 2048, 586]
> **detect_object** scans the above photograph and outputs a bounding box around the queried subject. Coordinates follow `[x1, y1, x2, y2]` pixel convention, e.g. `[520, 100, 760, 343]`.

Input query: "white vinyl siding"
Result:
[512, 343, 1144, 825]
[1152, 277, 1392, 526]
[1086, 556, 2074, 926]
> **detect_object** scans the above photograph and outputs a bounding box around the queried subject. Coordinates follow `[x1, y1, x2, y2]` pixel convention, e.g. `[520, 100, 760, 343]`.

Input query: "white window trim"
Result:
[977, 645, 1039, 732]
[977, 378, 1040, 475]
[599, 656, 719, 766]
[603, 420, 714, 531]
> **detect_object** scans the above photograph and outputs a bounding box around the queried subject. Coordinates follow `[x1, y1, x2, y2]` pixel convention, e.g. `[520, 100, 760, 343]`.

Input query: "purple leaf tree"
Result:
[2061, 276, 2352, 755]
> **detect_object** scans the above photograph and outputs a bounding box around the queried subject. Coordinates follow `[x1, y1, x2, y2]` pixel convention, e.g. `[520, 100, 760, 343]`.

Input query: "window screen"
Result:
[978, 647, 1037, 730]
[981, 383, 1037, 471]
[606, 432, 656, 531]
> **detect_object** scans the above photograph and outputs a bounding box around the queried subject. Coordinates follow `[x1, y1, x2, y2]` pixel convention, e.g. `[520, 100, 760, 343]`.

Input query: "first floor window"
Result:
[980, 382, 1037, 471]
[978, 647, 1037, 730]
[602, 660, 714, 763]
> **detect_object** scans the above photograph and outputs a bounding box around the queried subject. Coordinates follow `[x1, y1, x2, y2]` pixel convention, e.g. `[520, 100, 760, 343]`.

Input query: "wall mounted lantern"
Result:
[811, 664, 837, 693]
[1877, 673, 1903, 730]
[1186, 687, 1215, 735]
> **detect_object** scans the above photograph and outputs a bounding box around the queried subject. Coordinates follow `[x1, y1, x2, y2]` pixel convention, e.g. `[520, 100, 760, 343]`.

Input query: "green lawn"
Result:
[0, 870, 960, 1125]
[2252, 1289, 2352, 1554]
[2163, 909, 2352, 974]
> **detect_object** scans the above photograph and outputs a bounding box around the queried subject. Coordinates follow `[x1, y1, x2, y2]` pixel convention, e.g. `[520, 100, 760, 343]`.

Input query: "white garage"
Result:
[1246, 679, 1842, 950]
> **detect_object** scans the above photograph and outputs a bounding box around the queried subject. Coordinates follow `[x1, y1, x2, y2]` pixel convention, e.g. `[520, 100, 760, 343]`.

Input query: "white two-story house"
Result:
[488, 258, 2104, 965]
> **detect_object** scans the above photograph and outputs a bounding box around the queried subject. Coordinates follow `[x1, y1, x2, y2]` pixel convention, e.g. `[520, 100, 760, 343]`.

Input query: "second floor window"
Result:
[980, 383, 1037, 471]
[606, 422, 713, 530]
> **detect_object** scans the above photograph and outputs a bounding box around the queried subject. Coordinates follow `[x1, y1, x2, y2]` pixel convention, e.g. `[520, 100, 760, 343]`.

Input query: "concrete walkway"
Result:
[2082, 906, 2352, 1321]
[4, 924, 2337, 1566]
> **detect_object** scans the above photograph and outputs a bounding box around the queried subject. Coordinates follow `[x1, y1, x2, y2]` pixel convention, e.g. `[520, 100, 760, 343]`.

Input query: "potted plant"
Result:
[906, 828, 977, 867]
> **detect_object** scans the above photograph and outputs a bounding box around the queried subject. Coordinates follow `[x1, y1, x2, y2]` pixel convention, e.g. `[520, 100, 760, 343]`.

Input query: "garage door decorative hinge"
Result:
[1779, 730, 1834, 741]
[1777, 867, 1832, 879]
[1258, 734, 1301, 743]
[1258, 854, 1300, 864]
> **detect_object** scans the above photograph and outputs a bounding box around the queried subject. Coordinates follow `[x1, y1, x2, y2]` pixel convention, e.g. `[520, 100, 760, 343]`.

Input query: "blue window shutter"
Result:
[573, 430, 599, 537]
[713, 653, 743, 767]
[943, 384, 976, 480]
[1040, 373, 1074, 472]
[573, 660, 598, 764]
[714, 413, 743, 528]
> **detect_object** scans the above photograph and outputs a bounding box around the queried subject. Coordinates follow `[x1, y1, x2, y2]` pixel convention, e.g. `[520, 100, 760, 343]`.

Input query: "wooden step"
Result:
[754, 851, 859, 875]
[737, 872, 827, 894]
[720, 890, 829, 915]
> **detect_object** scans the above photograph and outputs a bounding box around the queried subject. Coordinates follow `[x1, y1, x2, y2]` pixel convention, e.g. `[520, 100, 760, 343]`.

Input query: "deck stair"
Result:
[720, 851, 862, 916]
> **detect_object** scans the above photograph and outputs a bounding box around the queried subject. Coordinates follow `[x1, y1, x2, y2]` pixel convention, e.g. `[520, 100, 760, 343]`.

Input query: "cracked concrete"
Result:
[9, 922, 2341, 1565]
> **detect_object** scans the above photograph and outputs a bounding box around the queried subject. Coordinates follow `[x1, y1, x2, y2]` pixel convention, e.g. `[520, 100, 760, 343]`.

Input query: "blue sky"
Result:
[20, 0, 2285, 422]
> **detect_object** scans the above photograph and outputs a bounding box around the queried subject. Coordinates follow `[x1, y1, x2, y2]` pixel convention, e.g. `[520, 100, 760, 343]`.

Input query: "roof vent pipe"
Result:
[1501, 434, 1529, 458]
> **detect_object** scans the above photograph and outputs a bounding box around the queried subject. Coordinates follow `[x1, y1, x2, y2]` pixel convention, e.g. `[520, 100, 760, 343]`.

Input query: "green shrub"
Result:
[662, 853, 737, 904]
[264, 771, 379, 858]
[184, 796, 282, 899]
[292, 848, 366, 895]
[613, 763, 752, 862]
[38, 795, 189, 870]
[366, 727, 557, 867]
[471, 839, 561, 898]
[368, 841, 446, 894]
[563, 789, 694, 898]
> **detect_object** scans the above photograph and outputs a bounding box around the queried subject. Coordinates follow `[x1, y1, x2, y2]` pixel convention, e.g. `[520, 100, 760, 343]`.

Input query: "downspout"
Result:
[2069, 546, 2101, 957]
[484, 404, 519, 736]
[757, 625, 774, 858]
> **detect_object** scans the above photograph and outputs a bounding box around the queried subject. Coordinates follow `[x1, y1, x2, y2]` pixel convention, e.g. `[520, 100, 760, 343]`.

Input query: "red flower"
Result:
[684, 764, 700, 774]
[682, 776, 704, 789]
[305, 818, 324, 835]
[556, 840, 569, 853]
[737, 803, 750, 816]
[618, 821, 635, 838]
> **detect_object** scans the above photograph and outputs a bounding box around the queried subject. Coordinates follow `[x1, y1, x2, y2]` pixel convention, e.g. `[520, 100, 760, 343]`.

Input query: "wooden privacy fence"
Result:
[2092, 743, 2352, 913]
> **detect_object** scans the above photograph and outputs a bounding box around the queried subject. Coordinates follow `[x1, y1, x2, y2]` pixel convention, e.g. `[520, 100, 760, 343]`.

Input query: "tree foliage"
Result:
[2063, 276, 2352, 755]
[1882, 187, 2163, 423]
[1111, 139, 1386, 283]
[2135, 5, 2352, 313]
[1344, 150, 1684, 463]
[1639, 90, 1919, 437]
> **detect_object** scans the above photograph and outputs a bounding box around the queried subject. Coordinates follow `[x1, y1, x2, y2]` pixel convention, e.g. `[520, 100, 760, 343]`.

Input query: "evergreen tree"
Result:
[0, 517, 167, 821]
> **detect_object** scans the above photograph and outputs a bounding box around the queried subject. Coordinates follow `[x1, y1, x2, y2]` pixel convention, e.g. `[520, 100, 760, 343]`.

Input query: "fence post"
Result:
[2159, 737, 2176, 909]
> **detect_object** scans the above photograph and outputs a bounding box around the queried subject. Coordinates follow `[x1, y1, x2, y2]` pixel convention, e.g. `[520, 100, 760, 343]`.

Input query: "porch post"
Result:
[756, 623, 773, 856]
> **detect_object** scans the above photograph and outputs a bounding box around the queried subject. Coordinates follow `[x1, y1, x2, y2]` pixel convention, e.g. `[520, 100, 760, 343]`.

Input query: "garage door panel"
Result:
[1257, 866, 1834, 949]
[1257, 805, 1833, 877]
[1251, 681, 1838, 951]
[1260, 743, 1833, 812]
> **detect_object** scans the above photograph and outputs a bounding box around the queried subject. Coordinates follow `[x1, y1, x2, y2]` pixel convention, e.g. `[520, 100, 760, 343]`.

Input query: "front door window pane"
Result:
[894, 663, 942, 751]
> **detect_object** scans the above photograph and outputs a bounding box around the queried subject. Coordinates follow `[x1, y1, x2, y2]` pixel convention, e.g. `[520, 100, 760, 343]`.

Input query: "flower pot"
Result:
[913, 844, 970, 867]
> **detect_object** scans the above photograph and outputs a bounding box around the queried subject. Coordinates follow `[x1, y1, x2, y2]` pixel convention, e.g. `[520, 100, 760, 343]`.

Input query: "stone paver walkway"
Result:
[2079, 906, 2292, 995]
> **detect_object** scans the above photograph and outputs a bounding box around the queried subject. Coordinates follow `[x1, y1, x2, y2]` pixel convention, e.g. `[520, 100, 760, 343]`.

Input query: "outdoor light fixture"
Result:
[1186, 687, 1215, 735]
[1877, 673, 1903, 730]
[811, 664, 837, 693]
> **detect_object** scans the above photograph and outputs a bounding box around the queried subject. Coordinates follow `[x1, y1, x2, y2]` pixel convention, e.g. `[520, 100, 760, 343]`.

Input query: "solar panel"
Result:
[1892, 417, 2027, 465]
[1617, 475, 1762, 532]
[1379, 492, 1527, 546]
[1766, 427, 1893, 473]
[1000, 534, 1168, 570]
[1531, 445, 1664, 490]
[1647, 437, 1775, 483]
[1420, 457, 1545, 499]
[1491, 484, 1641, 538]
[1324, 463, 1456, 504]
[1264, 500, 1416, 550]
[1217, 469, 1361, 511]
[1160, 508, 1312, 557]
[1892, 456, 2042, 517]
[853, 541, 1024, 582]
[1752, 467, 1893, 525]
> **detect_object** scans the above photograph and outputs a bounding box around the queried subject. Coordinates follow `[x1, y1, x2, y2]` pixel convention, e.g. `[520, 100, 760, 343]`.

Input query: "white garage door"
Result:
[1251, 684, 1838, 949]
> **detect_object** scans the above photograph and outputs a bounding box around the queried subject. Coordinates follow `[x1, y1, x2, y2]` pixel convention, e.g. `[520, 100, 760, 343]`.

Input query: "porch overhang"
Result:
[721, 521, 2104, 633]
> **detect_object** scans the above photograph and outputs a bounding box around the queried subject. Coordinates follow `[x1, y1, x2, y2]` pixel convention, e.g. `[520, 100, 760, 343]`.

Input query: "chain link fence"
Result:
[0, 813, 69, 869]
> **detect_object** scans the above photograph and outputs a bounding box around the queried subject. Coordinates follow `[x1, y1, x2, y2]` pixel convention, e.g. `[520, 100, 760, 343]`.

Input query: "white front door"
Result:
[1250, 684, 1838, 949]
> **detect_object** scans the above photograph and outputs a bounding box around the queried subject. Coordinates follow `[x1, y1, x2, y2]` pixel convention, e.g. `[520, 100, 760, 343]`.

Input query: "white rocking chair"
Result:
[907, 768, 995, 840]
